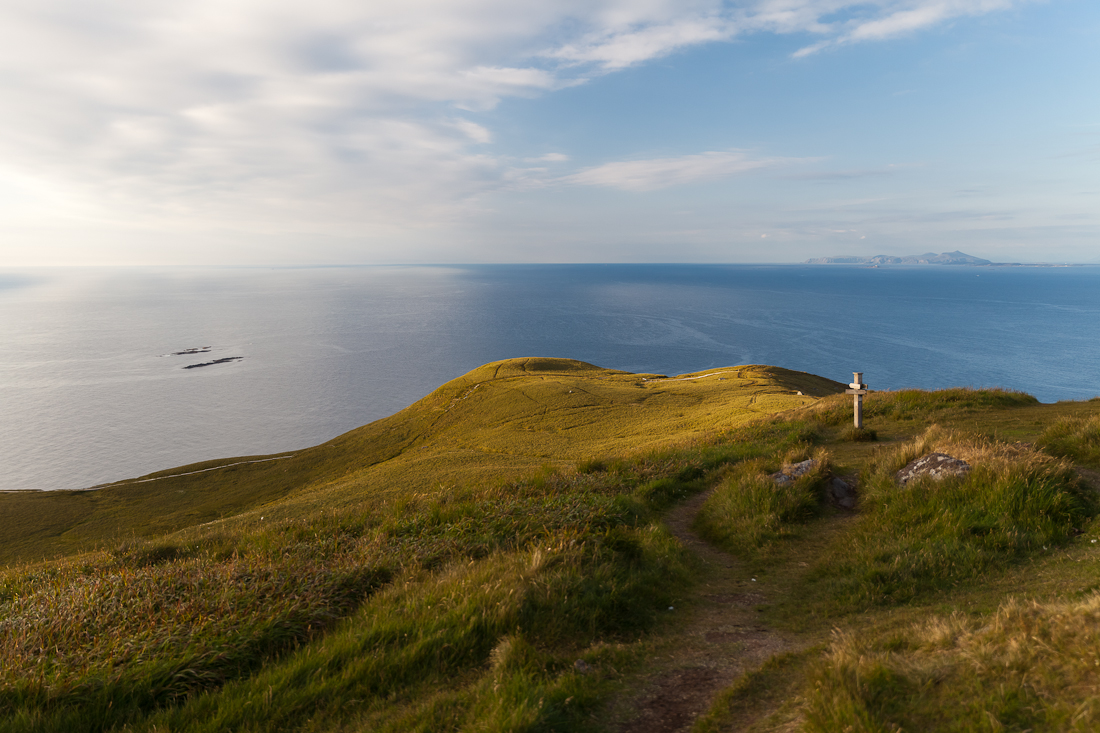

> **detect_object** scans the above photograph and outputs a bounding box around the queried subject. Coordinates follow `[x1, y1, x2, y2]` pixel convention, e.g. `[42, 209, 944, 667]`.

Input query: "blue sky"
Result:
[0, 0, 1096, 265]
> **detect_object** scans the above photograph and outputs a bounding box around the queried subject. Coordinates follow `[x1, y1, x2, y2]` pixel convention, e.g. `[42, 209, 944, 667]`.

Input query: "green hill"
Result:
[2, 358, 1100, 732]
[0, 358, 835, 564]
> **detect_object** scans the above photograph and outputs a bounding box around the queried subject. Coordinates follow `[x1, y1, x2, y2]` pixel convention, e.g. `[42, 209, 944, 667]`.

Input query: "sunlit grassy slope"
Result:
[0, 358, 840, 563]
[4, 358, 1100, 732]
[0, 358, 840, 733]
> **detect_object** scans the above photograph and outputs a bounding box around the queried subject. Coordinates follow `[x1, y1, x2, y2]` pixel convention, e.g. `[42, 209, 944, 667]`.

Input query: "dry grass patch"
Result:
[808, 593, 1100, 731]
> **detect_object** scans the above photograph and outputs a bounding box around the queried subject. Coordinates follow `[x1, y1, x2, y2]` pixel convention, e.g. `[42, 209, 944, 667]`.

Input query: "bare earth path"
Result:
[613, 490, 797, 732]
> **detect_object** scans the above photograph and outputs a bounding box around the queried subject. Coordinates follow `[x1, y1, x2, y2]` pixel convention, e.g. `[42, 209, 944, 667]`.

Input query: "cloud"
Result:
[791, 0, 1022, 56]
[546, 14, 736, 70]
[0, 0, 1031, 260]
[560, 150, 786, 191]
[447, 118, 493, 144]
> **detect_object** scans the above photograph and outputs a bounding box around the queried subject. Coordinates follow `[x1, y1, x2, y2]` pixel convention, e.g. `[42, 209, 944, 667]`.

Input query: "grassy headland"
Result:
[0, 358, 832, 564]
[2, 358, 1099, 731]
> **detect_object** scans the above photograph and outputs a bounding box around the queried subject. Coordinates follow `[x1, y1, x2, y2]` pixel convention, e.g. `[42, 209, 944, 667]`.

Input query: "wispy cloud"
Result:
[791, 0, 1022, 57]
[525, 153, 570, 163]
[546, 14, 736, 70]
[560, 150, 787, 191]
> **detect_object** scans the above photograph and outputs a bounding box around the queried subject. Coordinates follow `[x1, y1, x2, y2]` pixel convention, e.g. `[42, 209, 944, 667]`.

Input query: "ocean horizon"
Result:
[3, 263, 1099, 492]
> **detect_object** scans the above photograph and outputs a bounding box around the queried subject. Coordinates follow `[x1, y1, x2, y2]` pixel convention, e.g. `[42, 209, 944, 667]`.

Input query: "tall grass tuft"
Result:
[694, 448, 831, 561]
[808, 428, 1096, 608]
[1037, 413, 1100, 468]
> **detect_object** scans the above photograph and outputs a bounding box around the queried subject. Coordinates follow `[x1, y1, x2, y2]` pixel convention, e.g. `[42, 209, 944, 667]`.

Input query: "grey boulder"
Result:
[896, 452, 971, 486]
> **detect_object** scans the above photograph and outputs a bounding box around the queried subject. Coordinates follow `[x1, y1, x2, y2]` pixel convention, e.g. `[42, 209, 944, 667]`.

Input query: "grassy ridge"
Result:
[4, 361, 1100, 731]
[0, 359, 837, 564]
[0, 427, 818, 732]
[0, 358, 839, 732]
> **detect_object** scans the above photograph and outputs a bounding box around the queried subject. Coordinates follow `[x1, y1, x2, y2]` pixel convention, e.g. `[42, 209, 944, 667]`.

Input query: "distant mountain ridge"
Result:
[806, 250, 992, 265]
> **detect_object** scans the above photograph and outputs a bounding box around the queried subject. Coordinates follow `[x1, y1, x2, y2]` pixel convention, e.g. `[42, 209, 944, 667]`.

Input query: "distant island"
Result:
[806, 250, 994, 265]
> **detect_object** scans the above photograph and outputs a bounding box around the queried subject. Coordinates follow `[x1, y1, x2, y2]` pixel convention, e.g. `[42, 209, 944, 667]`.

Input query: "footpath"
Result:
[611, 490, 801, 732]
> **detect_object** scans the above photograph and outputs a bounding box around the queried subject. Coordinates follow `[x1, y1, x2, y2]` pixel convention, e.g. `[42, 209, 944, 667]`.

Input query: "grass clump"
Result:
[1037, 413, 1100, 468]
[841, 426, 877, 442]
[806, 594, 1100, 731]
[693, 448, 830, 562]
[807, 428, 1096, 609]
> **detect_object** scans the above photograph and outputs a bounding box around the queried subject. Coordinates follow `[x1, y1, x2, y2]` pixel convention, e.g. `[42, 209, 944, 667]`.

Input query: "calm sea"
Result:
[2, 264, 1099, 491]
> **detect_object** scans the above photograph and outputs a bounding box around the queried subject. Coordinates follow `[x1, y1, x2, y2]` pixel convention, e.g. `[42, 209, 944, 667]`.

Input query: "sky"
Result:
[0, 0, 1096, 265]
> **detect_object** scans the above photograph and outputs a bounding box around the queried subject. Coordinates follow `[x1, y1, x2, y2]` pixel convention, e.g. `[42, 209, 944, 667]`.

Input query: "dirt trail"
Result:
[615, 490, 794, 733]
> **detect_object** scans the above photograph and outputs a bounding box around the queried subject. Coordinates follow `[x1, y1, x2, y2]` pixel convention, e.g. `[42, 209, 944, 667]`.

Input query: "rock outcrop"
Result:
[896, 453, 971, 486]
[826, 476, 857, 509]
[770, 459, 817, 486]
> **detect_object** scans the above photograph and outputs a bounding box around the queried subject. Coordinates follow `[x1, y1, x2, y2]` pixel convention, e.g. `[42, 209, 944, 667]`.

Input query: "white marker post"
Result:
[845, 372, 869, 428]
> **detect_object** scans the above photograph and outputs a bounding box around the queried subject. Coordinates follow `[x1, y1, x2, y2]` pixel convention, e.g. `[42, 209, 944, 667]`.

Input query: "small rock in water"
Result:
[896, 452, 971, 486]
[183, 356, 244, 370]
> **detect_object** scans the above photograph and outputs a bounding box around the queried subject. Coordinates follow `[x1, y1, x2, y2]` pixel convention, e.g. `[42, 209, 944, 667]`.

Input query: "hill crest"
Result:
[0, 358, 844, 562]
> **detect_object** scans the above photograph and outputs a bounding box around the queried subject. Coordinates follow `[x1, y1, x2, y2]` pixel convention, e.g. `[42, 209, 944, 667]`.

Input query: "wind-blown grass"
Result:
[0, 550, 389, 731]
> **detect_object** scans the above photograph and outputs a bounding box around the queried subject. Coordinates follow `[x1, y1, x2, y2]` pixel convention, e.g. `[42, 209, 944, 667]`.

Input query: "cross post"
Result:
[844, 372, 869, 428]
